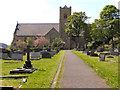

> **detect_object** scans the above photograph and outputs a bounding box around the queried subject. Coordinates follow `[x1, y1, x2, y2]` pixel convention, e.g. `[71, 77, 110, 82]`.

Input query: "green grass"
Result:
[0, 50, 65, 88]
[72, 50, 118, 88]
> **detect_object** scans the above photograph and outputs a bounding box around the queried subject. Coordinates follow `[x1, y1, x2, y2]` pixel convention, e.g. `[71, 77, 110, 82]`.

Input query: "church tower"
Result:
[59, 5, 71, 49]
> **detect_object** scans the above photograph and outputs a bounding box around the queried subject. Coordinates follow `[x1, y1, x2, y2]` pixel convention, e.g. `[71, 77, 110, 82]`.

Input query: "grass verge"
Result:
[72, 50, 118, 88]
[0, 50, 65, 88]
[55, 52, 65, 88]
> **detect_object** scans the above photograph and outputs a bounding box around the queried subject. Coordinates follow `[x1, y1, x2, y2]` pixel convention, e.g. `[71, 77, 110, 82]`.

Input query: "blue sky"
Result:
[0, 0, 119, 45]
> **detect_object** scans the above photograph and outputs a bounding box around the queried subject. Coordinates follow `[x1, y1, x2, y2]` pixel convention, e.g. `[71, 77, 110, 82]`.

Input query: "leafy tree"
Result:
[27, 37, 33, 46]
[16, 40, 27, 50]
[91, 19, 109, 42]
[7, 45, 11, 51]
[83, 23, 92, 47]
[100, 5, 119, 20]
[51, 38, 65, 49]
[110, 19, 120, 51]
[34, 36, 50, 47]
[100, 5, 119, 50]
[65, 12, 89, 49]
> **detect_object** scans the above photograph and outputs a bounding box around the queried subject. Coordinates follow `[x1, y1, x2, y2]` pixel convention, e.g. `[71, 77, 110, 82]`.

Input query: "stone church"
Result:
[11, 5, 85, 50]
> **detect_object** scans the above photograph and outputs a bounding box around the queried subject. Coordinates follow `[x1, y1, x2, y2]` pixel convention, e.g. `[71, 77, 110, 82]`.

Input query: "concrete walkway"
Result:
[59, 50, 109, 88]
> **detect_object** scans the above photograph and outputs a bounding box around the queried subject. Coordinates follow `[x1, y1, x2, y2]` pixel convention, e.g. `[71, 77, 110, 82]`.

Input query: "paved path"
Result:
[59, 50, 109, 88]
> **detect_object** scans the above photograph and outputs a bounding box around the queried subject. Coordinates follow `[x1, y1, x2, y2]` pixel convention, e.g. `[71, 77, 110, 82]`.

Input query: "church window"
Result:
[64, 14, 67, 18]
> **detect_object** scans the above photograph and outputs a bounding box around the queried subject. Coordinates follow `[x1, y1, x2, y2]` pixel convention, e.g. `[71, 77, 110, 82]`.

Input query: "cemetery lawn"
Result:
[72, 50, 118, 88]
[0, 50, 65, 88]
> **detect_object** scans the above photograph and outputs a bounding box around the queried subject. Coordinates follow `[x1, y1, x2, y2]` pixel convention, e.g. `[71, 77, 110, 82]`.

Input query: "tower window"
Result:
[64, 14, 67, 18]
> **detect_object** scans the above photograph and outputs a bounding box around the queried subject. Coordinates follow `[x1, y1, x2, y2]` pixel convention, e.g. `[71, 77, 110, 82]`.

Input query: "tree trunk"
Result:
[112, 37, 114, 51]
[76, 36, 79, 50]
[118, 37, 120, 52]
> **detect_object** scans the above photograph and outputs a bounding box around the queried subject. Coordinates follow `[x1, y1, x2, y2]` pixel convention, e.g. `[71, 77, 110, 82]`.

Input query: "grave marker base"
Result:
[10, 67, 37, 74]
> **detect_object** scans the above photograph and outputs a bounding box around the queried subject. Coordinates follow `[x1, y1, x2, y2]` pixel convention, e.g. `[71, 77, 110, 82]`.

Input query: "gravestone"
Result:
[82, 51, 87, 53]
[11, 53, 23, 60]
[50, 50, 57, 56]
[51, 50, 57, 53]
[99, 53, 105, 61]
[31, 52, 40, 59]
[0, 52, 2, 59]
[74, 48, 77, 51]
[110, 51, 119, 56]
[0, 52, 8, 59]
[42, 52, 51, 58]
[10, 46, 37, 74]
[90, 53, 98, 57]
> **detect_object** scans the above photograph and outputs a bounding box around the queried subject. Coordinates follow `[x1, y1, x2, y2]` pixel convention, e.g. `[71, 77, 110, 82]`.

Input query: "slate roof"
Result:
[16, 23, 59, 36]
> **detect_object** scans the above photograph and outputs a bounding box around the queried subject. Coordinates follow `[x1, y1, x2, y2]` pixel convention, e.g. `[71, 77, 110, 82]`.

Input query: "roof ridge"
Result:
[19, 23, 59, 25]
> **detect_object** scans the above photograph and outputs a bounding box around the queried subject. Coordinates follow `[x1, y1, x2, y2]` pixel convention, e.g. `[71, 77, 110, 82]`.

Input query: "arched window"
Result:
[64, 14, 67, 18]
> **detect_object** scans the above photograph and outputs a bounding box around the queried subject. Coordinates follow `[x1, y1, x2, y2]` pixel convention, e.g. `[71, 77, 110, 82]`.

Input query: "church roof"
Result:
[16, 23, 59, 36]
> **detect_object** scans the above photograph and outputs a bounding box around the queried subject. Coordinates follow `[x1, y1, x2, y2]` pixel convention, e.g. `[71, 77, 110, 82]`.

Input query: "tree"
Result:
[7, 45, 11, 51]
[26, 37, 33, 46]
[51, 38, 65, 49]
[34, 36, 50, 47]
[110, 19, 120, 51]
[100, 5, 119, 20]
[83, 23, 92, 47]
[16, 40, 27, 50]
[91, 19, 109, 48]
[100, 5, 119, 50]
[65, 12, 89, 49]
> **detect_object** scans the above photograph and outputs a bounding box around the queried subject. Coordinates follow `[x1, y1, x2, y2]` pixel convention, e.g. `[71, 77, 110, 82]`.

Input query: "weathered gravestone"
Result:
[11, 53, 23, 60]
[83, 50, 88, 53]
[74, 48, 77, 51]
[110, 51, 119, 56]
[42, 52, 51, 58]
[31, 52, 40, 59]
[0, 52, 8, 59]
[49, 50, 57, 56]
[10, 46, 37, 74]
[0, 52, 2, 59]
[99, 53, 105, 61]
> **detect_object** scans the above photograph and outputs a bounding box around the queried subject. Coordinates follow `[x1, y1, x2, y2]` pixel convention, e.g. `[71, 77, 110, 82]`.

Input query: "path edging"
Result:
[51, 51, 65, 88]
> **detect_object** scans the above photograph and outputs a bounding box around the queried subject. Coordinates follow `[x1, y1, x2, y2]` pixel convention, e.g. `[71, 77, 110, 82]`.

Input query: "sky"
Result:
[0, 0, 119, 45]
